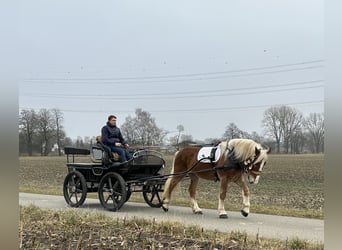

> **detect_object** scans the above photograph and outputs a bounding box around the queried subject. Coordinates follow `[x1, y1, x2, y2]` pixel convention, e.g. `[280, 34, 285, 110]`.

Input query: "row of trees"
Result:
[19, 106, 324, 156]
[214, 106, 324, 154]
[19, 108, 66, 156]
[119, 106, 324, 153]
[262, 106, 324, 153]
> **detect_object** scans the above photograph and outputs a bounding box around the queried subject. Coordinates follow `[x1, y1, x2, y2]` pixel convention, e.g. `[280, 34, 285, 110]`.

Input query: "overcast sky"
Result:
[19, 0, 324, 141]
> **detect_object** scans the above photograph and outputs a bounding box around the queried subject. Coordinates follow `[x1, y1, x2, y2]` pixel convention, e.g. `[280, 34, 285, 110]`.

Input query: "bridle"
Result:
[217, 142, 267, 182]
[226, 145, 266, 181]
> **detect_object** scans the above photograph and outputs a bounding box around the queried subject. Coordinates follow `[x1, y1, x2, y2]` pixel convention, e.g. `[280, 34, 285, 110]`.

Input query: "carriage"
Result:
[63, 137, 270, 218]
[63, 139, 166, 211]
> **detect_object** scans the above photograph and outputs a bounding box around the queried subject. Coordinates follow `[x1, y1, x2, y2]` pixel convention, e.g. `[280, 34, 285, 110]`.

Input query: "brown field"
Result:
[19, 153, 323, 219]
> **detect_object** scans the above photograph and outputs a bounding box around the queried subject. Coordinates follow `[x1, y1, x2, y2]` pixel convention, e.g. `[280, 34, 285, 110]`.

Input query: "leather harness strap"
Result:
[214, 148, 262, 178]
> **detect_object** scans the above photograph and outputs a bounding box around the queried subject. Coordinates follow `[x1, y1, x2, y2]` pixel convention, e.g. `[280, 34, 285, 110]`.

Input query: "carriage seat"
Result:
[92, 135, 120, 163]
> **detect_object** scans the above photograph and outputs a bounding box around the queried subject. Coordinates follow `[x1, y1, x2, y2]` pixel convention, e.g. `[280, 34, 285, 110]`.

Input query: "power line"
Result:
[19, 100, 324, 114]
[22, 79, 323, 98]
[22, 84, 323, 100]
[23, 60, 323, 84]
[24, 66, 323, 84]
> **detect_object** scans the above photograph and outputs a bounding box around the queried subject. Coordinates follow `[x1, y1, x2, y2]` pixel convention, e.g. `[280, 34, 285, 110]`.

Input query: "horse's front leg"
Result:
[218, 177, 229, 219]
[236, 177, 250, 217]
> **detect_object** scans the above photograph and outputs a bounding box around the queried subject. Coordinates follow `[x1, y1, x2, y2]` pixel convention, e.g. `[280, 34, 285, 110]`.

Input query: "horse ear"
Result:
[255, 147, 260, 156]
[267, 147, 271, 154]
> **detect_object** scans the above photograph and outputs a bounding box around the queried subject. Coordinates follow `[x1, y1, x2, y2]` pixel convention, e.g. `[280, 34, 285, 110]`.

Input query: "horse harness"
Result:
[207, 144, 262, 182]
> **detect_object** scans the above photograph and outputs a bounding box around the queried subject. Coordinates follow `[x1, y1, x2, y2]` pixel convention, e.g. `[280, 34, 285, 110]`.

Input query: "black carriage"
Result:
[63, 140, 166, 211]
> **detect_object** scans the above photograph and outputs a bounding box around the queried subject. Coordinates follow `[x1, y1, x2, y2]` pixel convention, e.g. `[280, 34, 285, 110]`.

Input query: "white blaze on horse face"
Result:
[252, 150, 267, 184]
[247, 174, 256, 184]
[259, 160, 265, 172]
[253, 161, 264, 184]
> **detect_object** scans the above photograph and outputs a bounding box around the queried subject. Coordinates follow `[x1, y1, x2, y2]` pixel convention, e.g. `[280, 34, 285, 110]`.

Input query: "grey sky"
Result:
[19, 0, 324, 141]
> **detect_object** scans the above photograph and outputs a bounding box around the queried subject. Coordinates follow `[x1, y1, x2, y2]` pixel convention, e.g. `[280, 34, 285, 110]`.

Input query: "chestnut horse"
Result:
[162, 138, 271, 218]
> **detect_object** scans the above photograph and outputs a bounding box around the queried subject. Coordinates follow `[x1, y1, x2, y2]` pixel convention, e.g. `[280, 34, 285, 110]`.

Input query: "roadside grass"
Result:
[19, 205, 323, 250]
[19, 154, 323, 219]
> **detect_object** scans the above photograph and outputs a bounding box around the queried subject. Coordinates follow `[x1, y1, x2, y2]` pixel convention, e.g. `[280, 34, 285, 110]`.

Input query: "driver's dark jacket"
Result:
[101, 122, 127, 146]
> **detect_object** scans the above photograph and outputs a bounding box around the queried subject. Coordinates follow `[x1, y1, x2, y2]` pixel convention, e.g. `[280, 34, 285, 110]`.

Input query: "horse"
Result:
[162, 138, 271, 218]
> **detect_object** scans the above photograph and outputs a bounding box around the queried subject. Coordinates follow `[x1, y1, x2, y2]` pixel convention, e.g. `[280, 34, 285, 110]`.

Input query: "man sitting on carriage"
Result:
[101, 115, 132, 163]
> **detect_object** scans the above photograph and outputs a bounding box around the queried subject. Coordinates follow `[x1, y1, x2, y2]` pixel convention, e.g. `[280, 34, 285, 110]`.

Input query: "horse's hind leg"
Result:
[188, 174, 202, 214]
[162, 175, 183, 212]
[235, 177, 250, 217]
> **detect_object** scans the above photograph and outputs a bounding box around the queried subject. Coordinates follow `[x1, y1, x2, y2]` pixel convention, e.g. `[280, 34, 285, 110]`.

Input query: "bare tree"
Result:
[203, 138, 222, 145]
[37, 109, 55, 156]
[121, 108, 166, 146]
[19, 109, 38, 156]
[61, 136, 73, 148]
[176, 124, 184, 149]
[263, 106, 303, 153]
[223, 123, 244, 140]
[51, 108, 64, 156]
[279, 106, 303, 153]
[168, 125, 184, 150]
[120, 115, 136, 144]
[246, 131, 264, 144]
[304, 113, 324, 153]
[290, 127, 306, 154]
[262, 107, 283, 153]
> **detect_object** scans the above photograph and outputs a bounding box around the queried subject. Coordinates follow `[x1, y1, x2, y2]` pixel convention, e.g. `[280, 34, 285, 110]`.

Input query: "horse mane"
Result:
[227, 139, 263, 162]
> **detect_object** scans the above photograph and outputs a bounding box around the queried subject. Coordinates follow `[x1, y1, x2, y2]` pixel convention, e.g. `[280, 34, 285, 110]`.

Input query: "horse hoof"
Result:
[241, 210, 249, 217]
[194, 210, 203, 215]
[162, 205, 169, 212]
[219, 214, 228, 219]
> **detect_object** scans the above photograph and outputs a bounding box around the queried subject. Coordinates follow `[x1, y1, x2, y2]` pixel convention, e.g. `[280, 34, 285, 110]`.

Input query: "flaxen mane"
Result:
[218, 140, 229, 157]
[228, 139, 263, 162]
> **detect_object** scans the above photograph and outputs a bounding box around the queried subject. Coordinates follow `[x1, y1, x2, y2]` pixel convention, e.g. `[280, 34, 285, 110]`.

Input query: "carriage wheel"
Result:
[142, 184, 164, 208]
[63, 171, 87, 207]
[98, 172, 127, 211]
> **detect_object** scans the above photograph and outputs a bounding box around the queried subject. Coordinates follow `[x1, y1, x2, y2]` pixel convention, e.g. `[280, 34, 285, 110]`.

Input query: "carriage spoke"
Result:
[75, 193, 79, 203]
[75, 179, 81, 187]
[70, 176, 76, 185]
[112, 191, 122, 197]
[155, 189, 162, 203]
[105, 194, 111, 204]
[108, 178, 113, 190]
[68, 192, 74, 200]
[149, 191, 156, 202]
[112, 181, 119, 190]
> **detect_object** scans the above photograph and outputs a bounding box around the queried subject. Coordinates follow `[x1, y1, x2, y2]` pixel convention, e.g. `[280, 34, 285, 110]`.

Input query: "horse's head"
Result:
[227, 139, 271, 184]
[244, 146, 271, 184]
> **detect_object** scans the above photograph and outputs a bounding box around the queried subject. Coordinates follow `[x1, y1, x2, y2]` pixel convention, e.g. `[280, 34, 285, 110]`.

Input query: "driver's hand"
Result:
[124, 144, 129, 148]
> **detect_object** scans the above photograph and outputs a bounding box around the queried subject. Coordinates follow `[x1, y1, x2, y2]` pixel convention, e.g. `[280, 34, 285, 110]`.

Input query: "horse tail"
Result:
[163, 150, 179, 197]
[170, 150, 179, 174]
